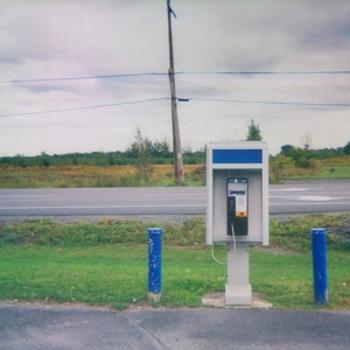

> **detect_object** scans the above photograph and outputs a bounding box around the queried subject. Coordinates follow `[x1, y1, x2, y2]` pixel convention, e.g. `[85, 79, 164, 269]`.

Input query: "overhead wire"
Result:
[176, 70, 350, 76]
[1, 95, 349, 119]
[1, 70, 350, 84]
[189, 97, 350, 108]
[0, 97, 169, 119]
[0, 72, 167, 84]
[1, 69, 350, 118]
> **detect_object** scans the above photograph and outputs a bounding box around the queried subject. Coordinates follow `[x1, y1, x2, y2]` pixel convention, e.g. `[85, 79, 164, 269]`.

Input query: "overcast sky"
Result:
[1, 0, 349, 156]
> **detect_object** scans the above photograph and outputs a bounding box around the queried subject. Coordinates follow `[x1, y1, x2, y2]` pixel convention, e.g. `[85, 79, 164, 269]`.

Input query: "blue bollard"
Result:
[311, 228, 328, 305]
[147, 227, 163, 302]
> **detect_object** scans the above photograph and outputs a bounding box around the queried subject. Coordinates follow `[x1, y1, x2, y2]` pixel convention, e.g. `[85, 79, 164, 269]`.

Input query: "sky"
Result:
[0, 0, 350, 156]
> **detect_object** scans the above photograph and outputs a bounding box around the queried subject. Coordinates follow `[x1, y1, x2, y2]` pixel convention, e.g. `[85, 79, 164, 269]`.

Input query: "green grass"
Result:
[278, 165, 350, 181]
[251, 250, 350, 309]
[0, 164, 205, 188]
[0, 245, 223, 307]
[0, 214, 349, 310]
[0, 245, 349, 310]
[270, 214, 350, 252]
[0, 218, 205, 246]
[308, 165, 350, 180]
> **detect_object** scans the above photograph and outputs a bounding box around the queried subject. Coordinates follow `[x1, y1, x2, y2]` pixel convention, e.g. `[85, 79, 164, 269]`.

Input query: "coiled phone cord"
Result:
[211, 243, 226, 265]
[211, 223, 236, 265]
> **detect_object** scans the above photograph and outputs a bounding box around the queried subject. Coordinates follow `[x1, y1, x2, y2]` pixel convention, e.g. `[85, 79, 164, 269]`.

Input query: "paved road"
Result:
[1, 303, 349, 350]
[0, 180, 349, 220]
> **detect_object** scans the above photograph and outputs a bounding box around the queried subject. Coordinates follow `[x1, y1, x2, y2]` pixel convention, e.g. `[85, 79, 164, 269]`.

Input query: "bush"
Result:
[296, 158, 320, 169]
[270, 155, 295, 181]
[344, 141, 350, 155]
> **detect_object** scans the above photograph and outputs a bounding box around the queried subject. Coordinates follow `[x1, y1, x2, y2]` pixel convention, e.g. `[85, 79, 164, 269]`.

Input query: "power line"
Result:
[0, 97, 169, 119]
[1, 96, 349, 119]
[176, 70, 350, 76]
[189, 97, 350, 108]
[1, 70, 350, 84]
[0, 72, 166, 84]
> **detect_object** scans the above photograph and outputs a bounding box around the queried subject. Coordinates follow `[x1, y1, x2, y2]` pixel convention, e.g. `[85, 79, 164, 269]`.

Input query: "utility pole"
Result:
[167, 0, 185, 185]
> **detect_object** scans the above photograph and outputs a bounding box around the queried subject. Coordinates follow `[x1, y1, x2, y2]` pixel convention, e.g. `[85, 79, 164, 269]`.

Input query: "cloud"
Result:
[0, 0, 349, 156]
[0, 54, 23, 64]
[16, 84, 73, 94]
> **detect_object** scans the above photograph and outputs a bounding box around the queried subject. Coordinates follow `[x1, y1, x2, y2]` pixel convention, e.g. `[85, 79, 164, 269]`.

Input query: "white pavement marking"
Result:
[297, 195, 343, 202]
[270, 195, 345, 201]
[0, 195, 53, 199]
[0, 204, 205, 210]
[270, 202, 350, 206]
[144, 193, 206, 197]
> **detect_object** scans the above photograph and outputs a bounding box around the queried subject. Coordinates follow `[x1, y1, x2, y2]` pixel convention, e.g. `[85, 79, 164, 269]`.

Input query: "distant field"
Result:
[0, 155, 349, 188]
[317, 156, 350, 179]
[278, 156, 350, 181]
[0, 164, 205, 188]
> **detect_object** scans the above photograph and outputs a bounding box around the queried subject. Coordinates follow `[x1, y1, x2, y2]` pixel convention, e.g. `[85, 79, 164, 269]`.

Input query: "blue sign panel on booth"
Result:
[213, 149, 262, 164]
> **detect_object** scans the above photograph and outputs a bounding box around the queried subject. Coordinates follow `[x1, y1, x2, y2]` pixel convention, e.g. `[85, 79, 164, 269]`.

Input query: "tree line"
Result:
[1, 118, 349, 168]
[0, 140, 205, 168]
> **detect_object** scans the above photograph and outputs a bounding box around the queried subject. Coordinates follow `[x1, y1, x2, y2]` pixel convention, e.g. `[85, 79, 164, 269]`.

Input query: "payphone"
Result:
[227, 178, 248, 236]
[206, 141, 269, 305]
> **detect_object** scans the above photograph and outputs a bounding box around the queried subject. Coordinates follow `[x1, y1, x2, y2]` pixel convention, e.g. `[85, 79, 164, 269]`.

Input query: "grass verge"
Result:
[271, 155, 350, 182]
[0, 164, 205, 188]
[1, 155, 350, 189]
[0, 214, 349, 310]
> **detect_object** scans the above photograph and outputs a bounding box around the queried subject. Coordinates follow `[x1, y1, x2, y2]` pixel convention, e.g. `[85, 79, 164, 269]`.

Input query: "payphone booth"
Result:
[206, 142, 269, 305]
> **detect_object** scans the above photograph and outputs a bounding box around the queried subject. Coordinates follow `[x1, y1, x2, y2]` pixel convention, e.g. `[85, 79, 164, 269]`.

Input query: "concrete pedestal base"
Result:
[225, 284, 252, 305]
[202, 292, 272, 308]
[225, 244, 252, 306]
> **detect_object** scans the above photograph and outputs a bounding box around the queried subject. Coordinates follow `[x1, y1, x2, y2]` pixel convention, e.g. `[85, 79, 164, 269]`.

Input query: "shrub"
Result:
[270, 155, 295, 181]
[344, 141, 350, 155]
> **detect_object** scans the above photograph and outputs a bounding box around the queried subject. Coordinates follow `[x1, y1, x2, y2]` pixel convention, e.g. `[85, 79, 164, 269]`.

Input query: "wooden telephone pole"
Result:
[167, 0, 185, 185]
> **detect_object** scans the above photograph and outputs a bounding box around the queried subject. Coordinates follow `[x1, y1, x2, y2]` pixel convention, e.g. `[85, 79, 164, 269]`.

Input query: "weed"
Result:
[0, 164, 205, 188]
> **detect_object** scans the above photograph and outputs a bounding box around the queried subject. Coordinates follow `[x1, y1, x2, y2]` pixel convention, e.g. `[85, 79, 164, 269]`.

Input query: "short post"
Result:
[147, 227, 163, 303]
[311, 228, 328, 305]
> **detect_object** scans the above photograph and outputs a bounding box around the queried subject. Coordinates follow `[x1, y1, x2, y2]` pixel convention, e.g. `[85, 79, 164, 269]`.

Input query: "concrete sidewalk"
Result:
[1, 303, 350, 350]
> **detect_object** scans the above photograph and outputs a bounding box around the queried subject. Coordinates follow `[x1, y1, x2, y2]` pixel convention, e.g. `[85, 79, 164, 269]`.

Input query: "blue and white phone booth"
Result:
[206, 142, 269, 305]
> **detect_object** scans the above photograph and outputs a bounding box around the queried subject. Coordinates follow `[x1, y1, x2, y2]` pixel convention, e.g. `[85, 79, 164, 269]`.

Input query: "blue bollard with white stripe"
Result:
[147, 227, 163, 302]
[311, 228, 328, 305]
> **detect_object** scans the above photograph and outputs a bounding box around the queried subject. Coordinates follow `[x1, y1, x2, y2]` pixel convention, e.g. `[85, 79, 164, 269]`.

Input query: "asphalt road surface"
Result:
[1, 303, 350, 350]
[0, 180, 349, 220]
